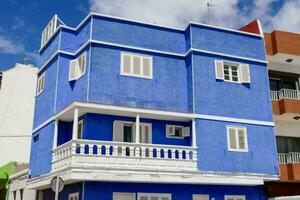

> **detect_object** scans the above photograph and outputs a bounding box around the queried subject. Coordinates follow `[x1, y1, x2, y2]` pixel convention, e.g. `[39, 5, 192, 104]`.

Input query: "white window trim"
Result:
[166, 125, 187, 139]
[113, 120, 152, 143]
[78, 119, 83, 139]
[113, 192, 136, 200]
[120, 52, 153, 79]
[69, 51, 86, 81]
[138, 193, 171, 200]
[226, 125, 248, 152]
[36, 73, 45, 96]
[224, 195, 246, 200]
[68, 192, 79, 200]
[223, 61, 241, 83]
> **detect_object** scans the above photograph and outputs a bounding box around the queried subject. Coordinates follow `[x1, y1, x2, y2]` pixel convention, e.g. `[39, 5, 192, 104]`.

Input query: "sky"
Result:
[0, 0, 300, 71]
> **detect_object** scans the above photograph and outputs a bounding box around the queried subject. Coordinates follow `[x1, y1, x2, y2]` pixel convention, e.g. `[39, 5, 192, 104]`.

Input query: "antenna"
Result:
[22, 54, 30, 65]
[207, 0, 217, 24]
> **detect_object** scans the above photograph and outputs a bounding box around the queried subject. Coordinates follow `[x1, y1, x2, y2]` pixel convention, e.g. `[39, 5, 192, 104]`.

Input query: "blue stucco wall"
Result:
[88, 45, 189, 112]
[60, 20, 91, 53]
[29, 121, 55, 178]
[193, 53, 273, 121]
[82, 182, 266, 200]
[196, 119, 278, 175]
[55, 51, 89, 112]
[39, 31, 60, 66]
[34, 58, 58, 128]
[92, 16, 186, 54]
[191, 24, 266, 61]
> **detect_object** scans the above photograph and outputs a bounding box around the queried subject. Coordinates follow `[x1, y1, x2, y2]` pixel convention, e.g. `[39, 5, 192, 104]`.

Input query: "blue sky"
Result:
[0, 0, 299, 71]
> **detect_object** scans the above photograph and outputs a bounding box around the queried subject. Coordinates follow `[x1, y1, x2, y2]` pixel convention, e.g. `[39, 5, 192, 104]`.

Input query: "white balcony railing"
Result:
[52, 139, 198, 172]
[271, 89, 300, 100]
[278, 152, 300, 164]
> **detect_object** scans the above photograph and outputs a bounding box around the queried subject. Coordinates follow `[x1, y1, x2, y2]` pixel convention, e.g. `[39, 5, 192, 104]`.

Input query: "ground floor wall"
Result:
[42, 181, 267, 200]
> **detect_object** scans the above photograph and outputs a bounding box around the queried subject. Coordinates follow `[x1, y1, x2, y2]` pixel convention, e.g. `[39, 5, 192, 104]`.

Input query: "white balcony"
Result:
[270, 89, 300, 100]
[52, 139, 198, 172]
[278, 152, 300, 164]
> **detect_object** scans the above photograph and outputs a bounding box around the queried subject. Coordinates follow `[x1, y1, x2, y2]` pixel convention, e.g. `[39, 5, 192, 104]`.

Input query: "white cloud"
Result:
[0, 36, 24, 54]
[89, 0, 300, 33]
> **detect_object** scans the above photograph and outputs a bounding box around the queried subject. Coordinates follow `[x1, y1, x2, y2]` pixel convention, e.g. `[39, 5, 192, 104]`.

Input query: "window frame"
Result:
[77, 120, 83, 139]
[223, 61, 241, 83]
[227, 126, 248, 152]
[68, 192, 79, 200]
[36, 73, 45, 96]
[113, 192, 136, 200]
[224, 195, 246, 200]
[69, 51, 86, 81]
[166, 125, 186, 139]
[138, 193, 171, 200]
[120, 52, 153, 79]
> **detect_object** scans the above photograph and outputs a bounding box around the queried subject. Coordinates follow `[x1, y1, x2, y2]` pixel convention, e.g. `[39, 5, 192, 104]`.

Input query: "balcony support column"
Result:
[192, 119, 197, 148]
[53, 119, 58, 149]
[135, 114, 140, 143]
[72, 107, 79, 140]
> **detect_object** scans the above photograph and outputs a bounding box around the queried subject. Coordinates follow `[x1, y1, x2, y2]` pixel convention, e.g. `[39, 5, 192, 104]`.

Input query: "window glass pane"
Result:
[140, 197, 148, 200]
[123, 55, 131, 73]
[151, 197, 159, 200]
[168, 126, 173, 135]
[232, 76, 239, 82]
[143, 58, 150, 76]
[283, 81, 296, 90]
[224, 65, 229, 70]
[133, 56, 141, 75]
[175, 127, 182, 137]
[224, 75, 230, 80]
[229, 128, 237, 149]
[238, 129, 246, 149]
[269, 79, 280, 91]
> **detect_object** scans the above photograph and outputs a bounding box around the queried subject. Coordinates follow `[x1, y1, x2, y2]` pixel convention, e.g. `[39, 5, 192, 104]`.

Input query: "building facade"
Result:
[264, 30, 300, 197]
[0, 63, 37, 166]
[28, 14, 278, 200]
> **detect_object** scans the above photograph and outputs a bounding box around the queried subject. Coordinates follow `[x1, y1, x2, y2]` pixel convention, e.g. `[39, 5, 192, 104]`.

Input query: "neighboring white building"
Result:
[8, 169, 37, 200]
[0, 63, 37, 166]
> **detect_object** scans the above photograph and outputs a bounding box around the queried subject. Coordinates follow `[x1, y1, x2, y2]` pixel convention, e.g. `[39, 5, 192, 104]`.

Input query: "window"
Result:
[69, 52, 86, 81]
[68, 192, 79, 200]
[78, 120, 83, 139]
[33, 135, 39, 143]
[37, 73, 45, 96]
[224, 195, 246, 200]
[138, 193, 171, 200]
[166, 125, 190, 138]
[215, 60, 250, 83]
[113, 120, 152, 143]
[113, 192, 135, 200]
[41, 15, 58, 48]
[227, 126, 248, 152]
[121, 52, 153, 79]
[0, 72, 2, 90]
[193, 194, 209, 200]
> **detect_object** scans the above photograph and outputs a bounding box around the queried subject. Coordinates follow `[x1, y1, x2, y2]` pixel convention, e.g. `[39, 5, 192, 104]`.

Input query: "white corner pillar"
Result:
[135, 114, 140, 143]
[53, 119, 58, 149]
[72, 107, 79, 140]
[192, 119, 197, 147]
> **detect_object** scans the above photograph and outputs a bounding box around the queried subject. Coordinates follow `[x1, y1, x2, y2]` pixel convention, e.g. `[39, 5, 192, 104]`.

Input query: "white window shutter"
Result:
[69, 60, 78, 81]
[113, 193, 135, 200]
[166, 125, 175, 136]
[182, 127, 190, 137]
[240, 64, 250, 83]
[113, 121, 123, 142]
[215, 60, 224, 80]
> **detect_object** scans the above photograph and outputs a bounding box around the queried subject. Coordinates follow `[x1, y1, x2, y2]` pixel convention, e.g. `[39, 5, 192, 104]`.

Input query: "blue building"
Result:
[28, 13, 278, 200]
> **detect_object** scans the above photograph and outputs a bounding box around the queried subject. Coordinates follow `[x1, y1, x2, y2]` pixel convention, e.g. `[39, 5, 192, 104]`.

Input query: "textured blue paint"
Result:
[193, 53, 273, 121]
[60, 20, 91, 53]
[29, 121, 54, 178]
[92, 16, 186, 53]
[89, 46, 189, 112]
[33, 58, 58, 128]
[82, 182, 267, 200]
[190, 24, 266, 61]
[39, 32, 60, 66]
[196, 119, 278, 174]
[55, 52, 89, 112]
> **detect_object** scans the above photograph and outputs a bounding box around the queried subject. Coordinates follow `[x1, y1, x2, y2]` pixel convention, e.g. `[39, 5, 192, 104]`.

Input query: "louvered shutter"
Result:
[238, 129, 246, 150]
[229, 128, 237, 150]
[240, 64, 250, 83]
[166, 125, 175, 136]
[69, 59, 79, 81]
[113, 193, 135, 200]
[182, 127, 190, 137]
[215, 60, 224, 80]
[113, 121, 123, 142]
[193, 194, 209, 200]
